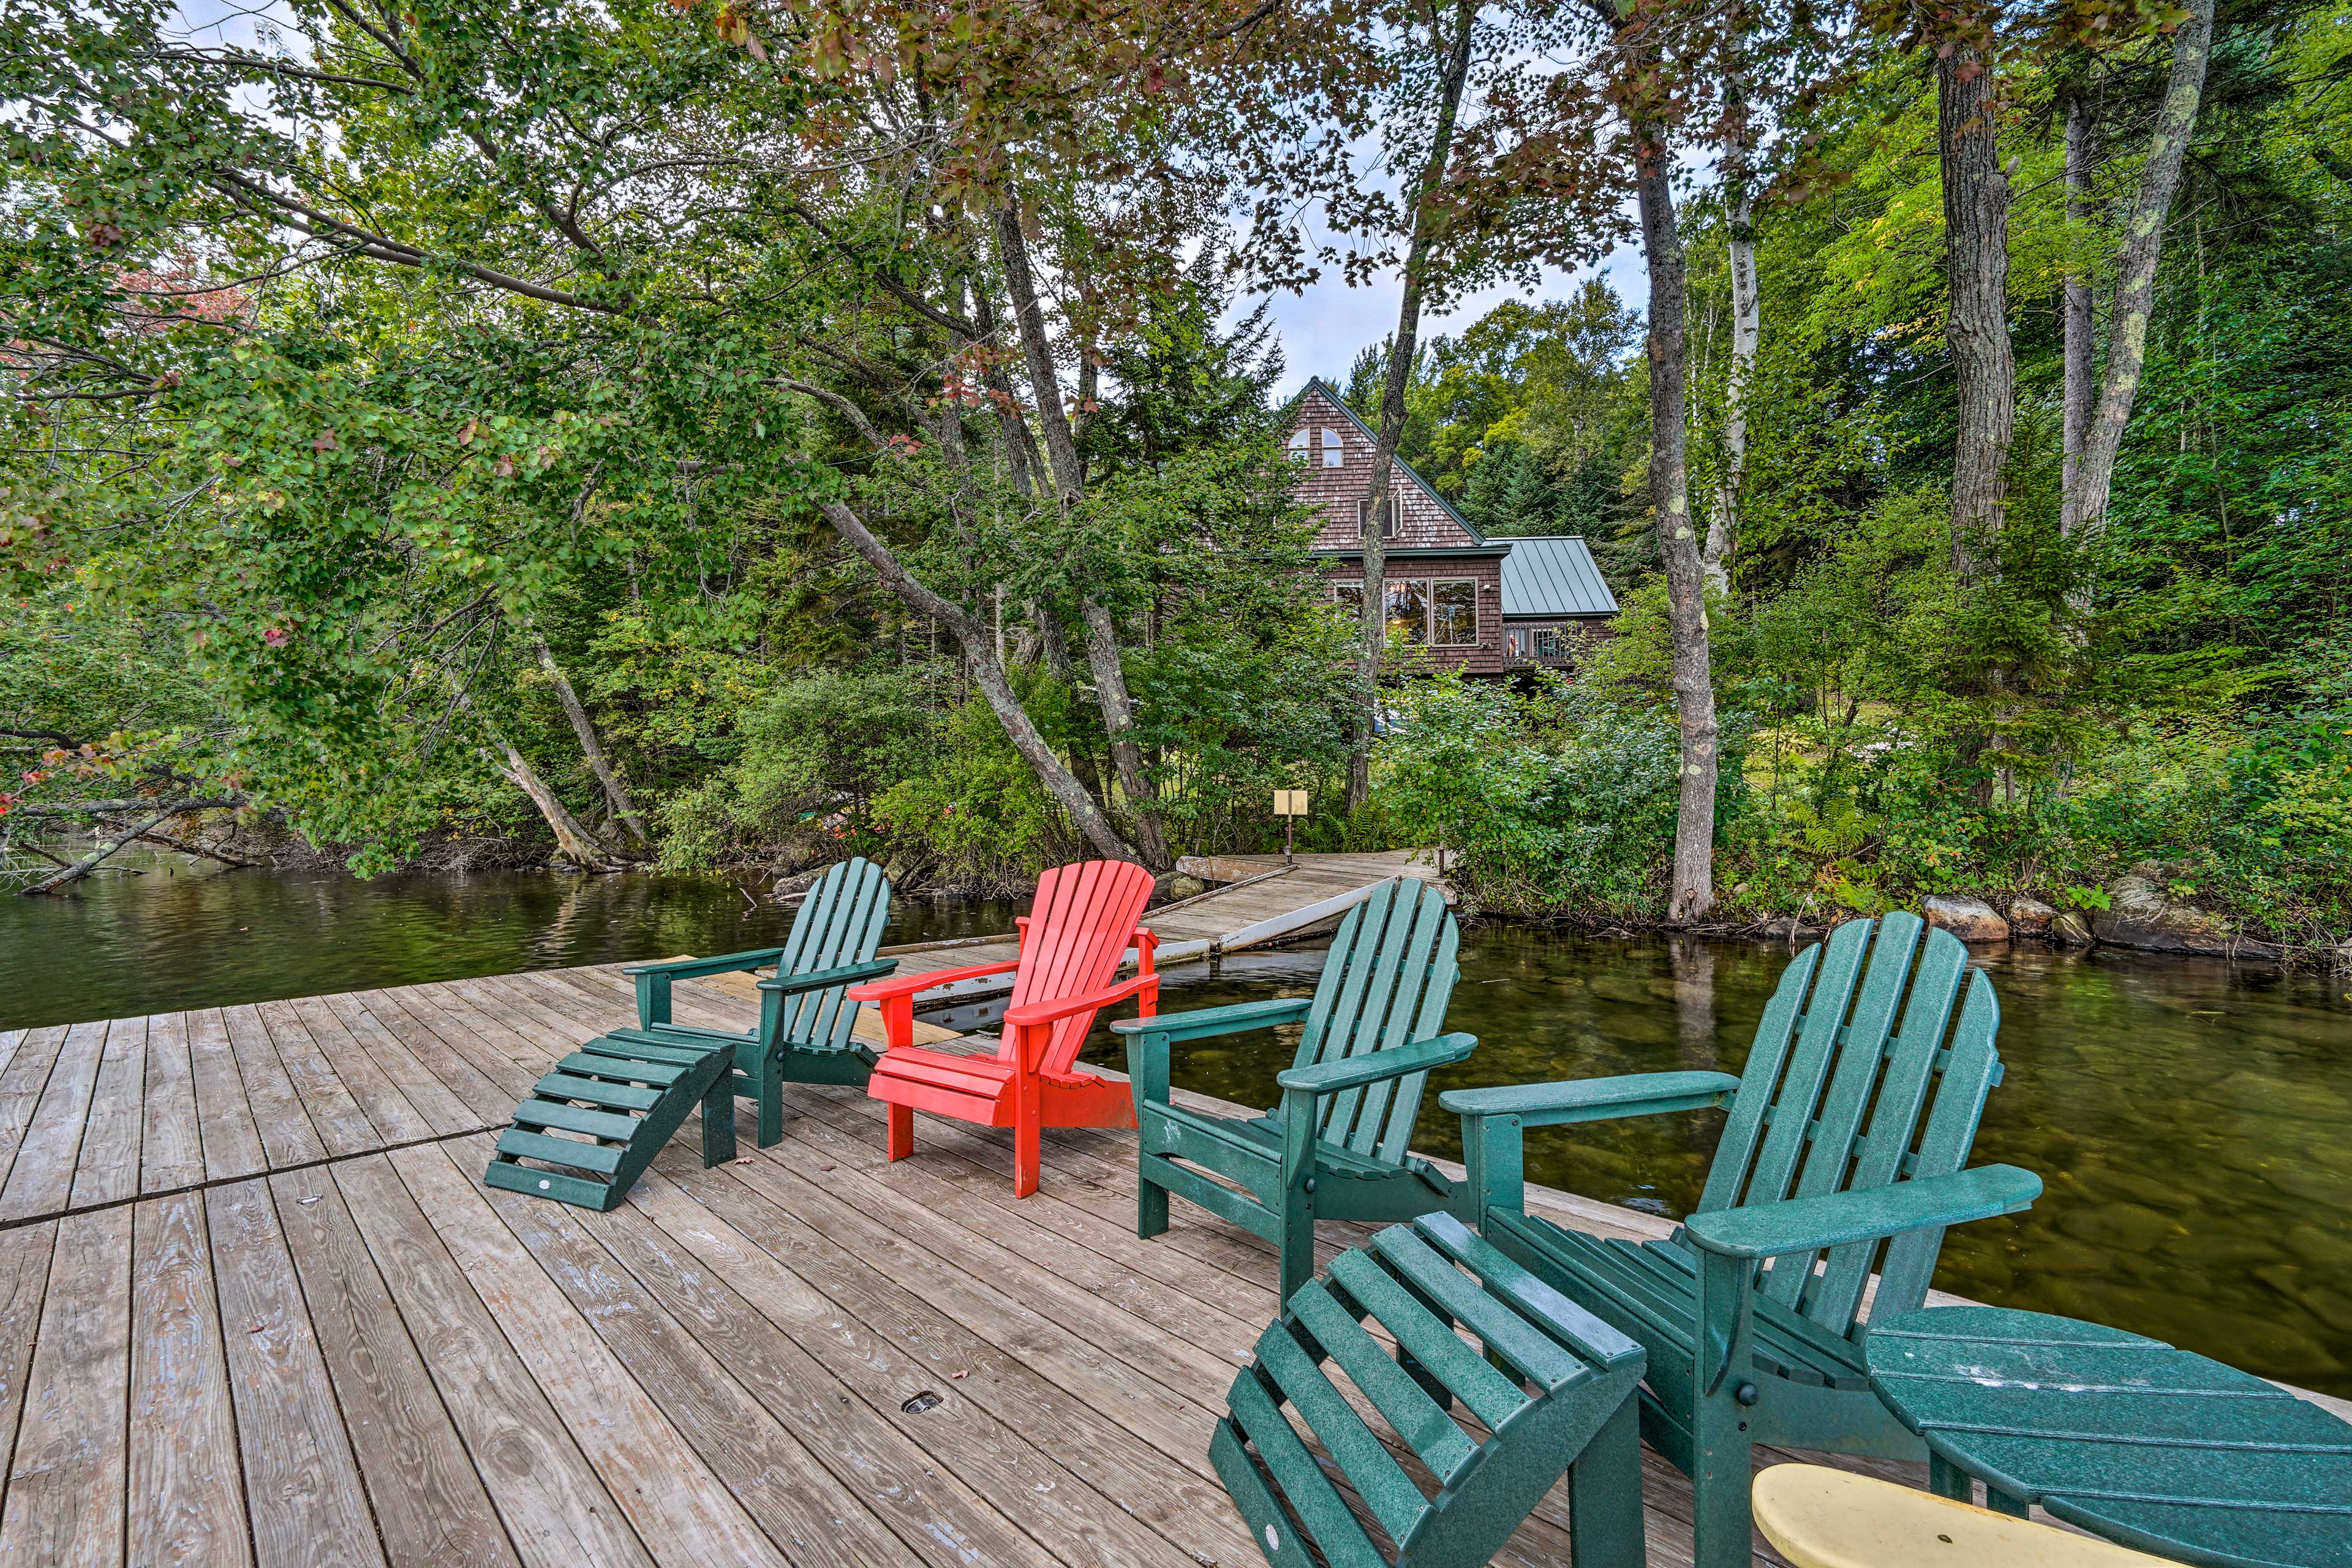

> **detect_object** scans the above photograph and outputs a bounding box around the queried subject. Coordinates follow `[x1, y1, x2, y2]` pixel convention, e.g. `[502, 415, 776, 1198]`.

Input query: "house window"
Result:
[1430, 579, 1476, 646]
[1338, 578, 1477, 647]
[1321, 428, 1343, 468]
[1385, 579, 1428, 644]
[1287, 429, 1310, 463]
[1355, 495, 1401, 539]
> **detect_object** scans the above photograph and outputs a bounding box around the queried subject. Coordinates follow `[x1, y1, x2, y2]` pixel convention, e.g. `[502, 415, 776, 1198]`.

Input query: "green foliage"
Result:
[1372, 672, 1684, 917]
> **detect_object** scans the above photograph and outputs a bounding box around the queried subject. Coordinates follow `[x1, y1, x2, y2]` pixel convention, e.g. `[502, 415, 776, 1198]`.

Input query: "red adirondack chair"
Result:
[849, 860, 1159, 1196]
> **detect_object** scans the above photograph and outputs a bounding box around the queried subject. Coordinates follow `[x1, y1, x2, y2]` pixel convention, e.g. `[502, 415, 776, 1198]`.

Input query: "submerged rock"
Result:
[1923, 894, 2010, 944]
[2049, 909, 2096, 946]
[2007, 895, 2059, 937]
[771, 865, 827, 900]
[2093, 865, 2279, 959]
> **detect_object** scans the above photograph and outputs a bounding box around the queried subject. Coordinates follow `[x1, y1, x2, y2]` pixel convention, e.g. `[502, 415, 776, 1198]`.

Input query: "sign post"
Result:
[1272, 790, 1308, 867]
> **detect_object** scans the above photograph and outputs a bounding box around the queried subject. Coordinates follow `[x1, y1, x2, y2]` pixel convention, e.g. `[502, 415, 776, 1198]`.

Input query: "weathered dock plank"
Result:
[2, 1207, 129, 1568]
[207, 1178, 387, 1568]
[129, 1191, 252, 1568]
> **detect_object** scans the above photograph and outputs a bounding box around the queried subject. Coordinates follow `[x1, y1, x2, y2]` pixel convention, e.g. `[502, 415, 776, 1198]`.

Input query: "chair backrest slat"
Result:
[1002, 861, 1156, 1074]
[1336, 891, 1453, 1155]
[1694, 944, 1818, 1216]
[1691, 914, 2008, 1342]
[1801, 929, 1971, 1327]
[1320, 883, 1437, 1144]
[771, 858, 894, 1049]
[1282, 880, 1461, 1159]
[1758, 913, 1924, 1310]
[1870, 971, 2003, 1319]
[1371, 917, 1460, 1166]
[1722, 918, 1874, 1214]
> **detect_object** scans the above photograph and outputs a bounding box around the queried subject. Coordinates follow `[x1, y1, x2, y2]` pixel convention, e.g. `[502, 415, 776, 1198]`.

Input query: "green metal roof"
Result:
[1489, 535, 1620, 618]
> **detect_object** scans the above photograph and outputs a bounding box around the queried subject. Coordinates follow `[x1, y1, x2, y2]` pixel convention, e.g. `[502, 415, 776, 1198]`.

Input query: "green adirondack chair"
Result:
[1114, 877, 1476, 1303]
[483, 857, 896, 1211]
[1443, 913, 2041, 1568]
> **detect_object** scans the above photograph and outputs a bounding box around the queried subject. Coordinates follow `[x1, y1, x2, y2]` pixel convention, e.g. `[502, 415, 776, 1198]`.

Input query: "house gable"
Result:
[1284, 380, 1487, 554]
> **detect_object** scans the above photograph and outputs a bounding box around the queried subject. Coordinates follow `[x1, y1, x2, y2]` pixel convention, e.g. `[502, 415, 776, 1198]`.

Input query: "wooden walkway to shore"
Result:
[875, 850, 1445, 1017]
[2, 962, 2339, 1568]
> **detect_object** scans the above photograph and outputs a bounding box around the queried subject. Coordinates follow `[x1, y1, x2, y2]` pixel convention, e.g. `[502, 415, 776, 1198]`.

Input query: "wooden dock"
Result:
[0, 962, 2340, 1568]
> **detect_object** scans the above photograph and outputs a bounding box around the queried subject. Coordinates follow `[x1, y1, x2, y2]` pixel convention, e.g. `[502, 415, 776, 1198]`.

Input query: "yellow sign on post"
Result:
[1273, 790, 1308, 865]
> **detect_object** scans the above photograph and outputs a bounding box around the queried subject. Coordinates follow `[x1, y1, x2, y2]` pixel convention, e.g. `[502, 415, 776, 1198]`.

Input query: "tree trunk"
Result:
[529, 630, 650, 847]
[2060, 88, 2097, 534]
[2072, 0, 2216, 537]
[1635, 121, 1721, 925]
[1350, 0, 1480, 812]
[821, 500, 1139, 862]
[1706, 88, 1759, 598]
[993, 199, 1171, 869]
[1939, 44, 2015, 582]
[21, 801, 191, 894]
[491, 737, 618, 868]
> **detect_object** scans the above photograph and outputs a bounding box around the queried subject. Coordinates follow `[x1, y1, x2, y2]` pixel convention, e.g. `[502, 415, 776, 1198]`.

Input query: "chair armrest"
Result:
[1003, 971, 1159, 1029]
[1109, 996, 1313, 1043]
[624, 947, 788, 981]
[1681, 1166, 2042, 1261]
[757, 958, 897, 996]
[845, 957, 1020, 1003]
[1278, 1033, 1477, 1095]
[1440, 1071, 1738, 1128]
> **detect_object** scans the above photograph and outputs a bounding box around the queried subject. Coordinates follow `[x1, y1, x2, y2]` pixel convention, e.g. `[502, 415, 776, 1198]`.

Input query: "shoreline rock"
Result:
[1924, 894, 2011, 944]
[2091, 865, 2282, 962]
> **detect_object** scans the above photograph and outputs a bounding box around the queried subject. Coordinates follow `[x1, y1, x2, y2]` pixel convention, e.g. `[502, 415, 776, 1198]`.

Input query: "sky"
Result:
[1250, 197, 1667, 398]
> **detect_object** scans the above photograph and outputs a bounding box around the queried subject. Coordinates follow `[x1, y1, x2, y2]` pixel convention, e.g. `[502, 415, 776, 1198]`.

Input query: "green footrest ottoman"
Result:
[1212, 1212, 1648, 1568]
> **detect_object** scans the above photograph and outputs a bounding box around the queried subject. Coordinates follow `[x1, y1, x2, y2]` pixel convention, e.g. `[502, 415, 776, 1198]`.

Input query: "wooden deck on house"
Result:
[1, 962, 2341, 1568]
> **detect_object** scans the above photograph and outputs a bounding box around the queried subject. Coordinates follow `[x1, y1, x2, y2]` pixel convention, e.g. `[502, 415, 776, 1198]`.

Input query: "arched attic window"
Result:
[1322, 428, 1344, 467]
[1287, 429, 1310, 462]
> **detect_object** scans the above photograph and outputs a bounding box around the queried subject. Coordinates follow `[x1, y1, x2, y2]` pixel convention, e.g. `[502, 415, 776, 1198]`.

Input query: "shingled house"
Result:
[1285, 378, 1617, 676]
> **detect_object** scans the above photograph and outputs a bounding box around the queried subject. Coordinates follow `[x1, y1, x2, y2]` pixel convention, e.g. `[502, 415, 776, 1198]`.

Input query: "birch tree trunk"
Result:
[820, 500, 1139, 862]
[1939, 44, 2015, 582]
[1349, 0, 1479, 811]
[1706, 91, 1759, 598]
[2061, 88, 2097, 533]
[491, 737, 619, 868]
[780, 373, 1136, 861]
[993, 200, 1171, 869]
[1635, 121, 1721, 924]
[2072, 0, 2217, 537]
[21, 800, 191, 894]
[528, 630, 650, 847]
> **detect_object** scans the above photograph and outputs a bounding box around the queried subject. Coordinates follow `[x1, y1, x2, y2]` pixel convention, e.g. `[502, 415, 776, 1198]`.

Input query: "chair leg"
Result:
[1137, 1163, 1169, 1239]
[1276, 1186, 1314, 1304]
[1689, 1250, 1760, 1568]
[887, 1102, 914, 1161]
[1011, 1076, 1041, 1197]
[756, 1057, 783, 1148]
[1567, 1395, 1645, 1568]
[700, 1069, 737, 1167]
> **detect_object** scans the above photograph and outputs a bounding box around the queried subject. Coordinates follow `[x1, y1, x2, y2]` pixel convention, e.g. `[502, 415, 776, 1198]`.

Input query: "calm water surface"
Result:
[6, 861, 2349, 1395]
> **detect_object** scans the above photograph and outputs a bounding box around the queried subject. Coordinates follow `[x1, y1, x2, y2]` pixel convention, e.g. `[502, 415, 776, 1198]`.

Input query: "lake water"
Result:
[7, 859, 2350, 1396]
